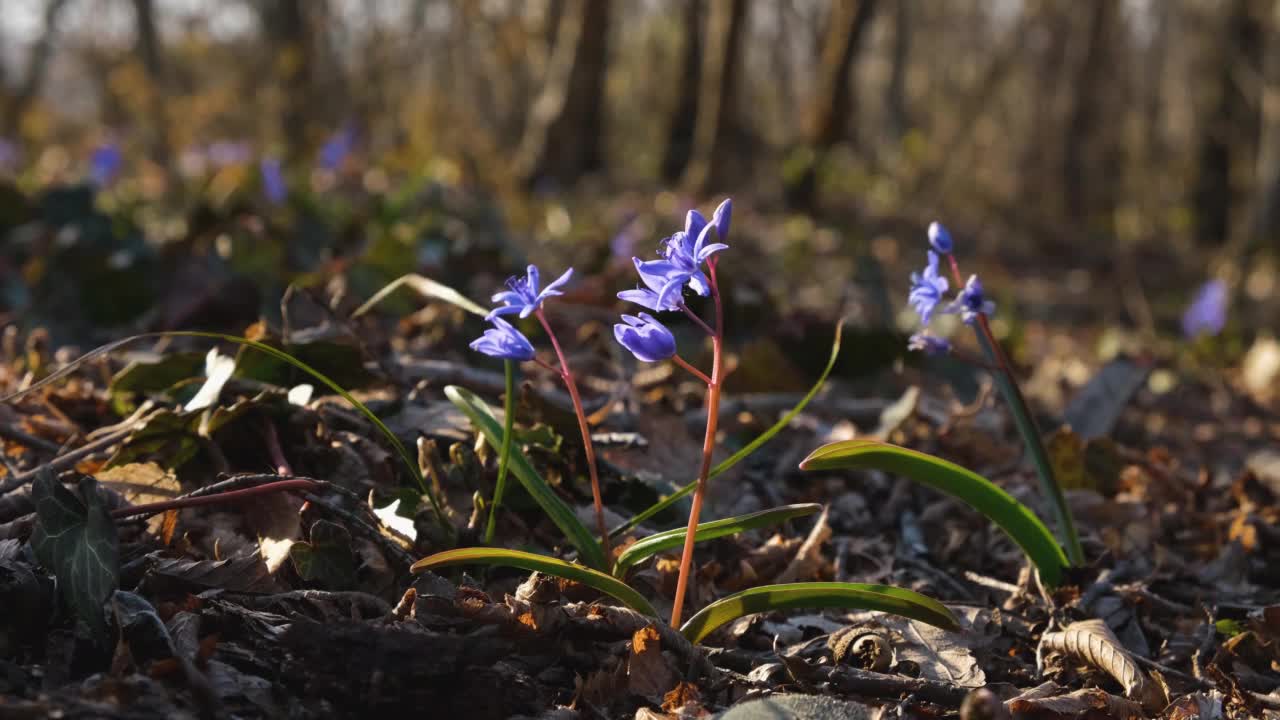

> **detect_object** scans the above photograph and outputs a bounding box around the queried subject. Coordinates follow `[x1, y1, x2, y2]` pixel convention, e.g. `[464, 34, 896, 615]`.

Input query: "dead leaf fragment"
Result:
[1007, 681, 1143, 719]
[628, 625, 678, 699]
[775, 506, 830, 583]
[1040, 619, 1165, 710]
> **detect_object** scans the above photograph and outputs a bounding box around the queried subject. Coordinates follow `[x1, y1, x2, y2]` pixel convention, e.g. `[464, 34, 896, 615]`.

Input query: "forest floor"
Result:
[1, 183, 1279, 719]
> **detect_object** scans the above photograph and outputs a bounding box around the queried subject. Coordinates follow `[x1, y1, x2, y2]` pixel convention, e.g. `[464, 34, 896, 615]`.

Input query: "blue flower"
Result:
[488, 264, 574, 319]
[908, 251, 949, 325]
[0, 138, 19, 172]
[928, 221, 953, 254]
[89, 144, 122, 187]
[614, 313, 677, 362]
[260, 158, 287, 204]
[711, 198, 732, 243]
[1182, 279, 1227, 338]
[318, 127, 355, 171]
[470, 317, 536, 361]
[950, 275, 995, 325]
[631, 199, 732, 307]
[908, 332, 952, 356]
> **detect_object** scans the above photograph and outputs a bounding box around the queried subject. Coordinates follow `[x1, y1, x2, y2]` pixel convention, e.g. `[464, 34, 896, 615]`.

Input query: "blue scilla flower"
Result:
[488, 265, 574, 319]
[614, 313, 677, 362]
[618, 258, 683, 312]
[632, 199, 732, 308]
[928, 221, 953, 254]
[950, 275, 995, 325]
[470, 317, 536, 361]
[909, 251, 949, 326]
[89, 143, 122, 187]
[0, 138, 19, 172]
[260, 158, 287, 204]
[908, 332, 952, 356]
[1182, 279, 1227, 338]
[318, 127, 355, 171]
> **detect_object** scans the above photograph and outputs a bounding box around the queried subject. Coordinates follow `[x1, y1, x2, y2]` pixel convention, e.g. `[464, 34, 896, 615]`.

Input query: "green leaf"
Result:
[290, 520, 357, 589]
[412, 547, 657, 617]
[108, 351, 205, 416]
[611, 319, 845, 539]
[444, 385, 607, 571]
[614, 503, 821, 577]
[351, 273, 490, 319]
[972, 328, 1084, 566]
[679, 582, 959, 644]
[800, 440, 1068, 586]
[0, 332, 447, 529]
[484, 360, 517, 545]
[30, 473, 120, 639]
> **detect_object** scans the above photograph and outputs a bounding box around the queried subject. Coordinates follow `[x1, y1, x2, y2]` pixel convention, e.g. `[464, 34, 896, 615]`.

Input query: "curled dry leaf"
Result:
[1007, 681, 1143, 719]
[1039, 619, 1166, 711]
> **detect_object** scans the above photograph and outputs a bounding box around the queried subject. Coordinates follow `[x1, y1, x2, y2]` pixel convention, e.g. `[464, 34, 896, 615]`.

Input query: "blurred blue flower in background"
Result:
[89, 143, 122, 187]
[260, 158, 287, 204]
[908, 251, 949, 326]
[318, 126, 356, 171]
[0, 138, 19, 173]
[908, 332, 952, 356]
[1182, 279, 1227, 338]
[207, 140, 253, 168]
[950, 275, 996, 325]
[928, 221, 954, 254]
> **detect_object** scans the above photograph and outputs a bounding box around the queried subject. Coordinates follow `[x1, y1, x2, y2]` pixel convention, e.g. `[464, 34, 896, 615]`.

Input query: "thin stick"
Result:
[110, 479, 319, 519]
[535, 310, 610, 558]
[671, 355, 712, 385]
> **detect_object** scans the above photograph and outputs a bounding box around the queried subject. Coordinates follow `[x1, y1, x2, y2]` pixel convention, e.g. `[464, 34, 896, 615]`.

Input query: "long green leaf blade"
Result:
[800, 439, 1068, 586]
[351, 273, 490, 318]
[613, 503, 821, 576]
[484, 360, 517, 545]
[412, 547, 657, 617]
[444, 385, 607, 571]
[679, 582, 959, 644]
[610, 319, 845, 539]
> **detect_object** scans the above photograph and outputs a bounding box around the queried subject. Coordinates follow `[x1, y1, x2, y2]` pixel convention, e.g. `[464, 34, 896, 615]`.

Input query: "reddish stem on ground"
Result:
[670, 260, 725, 629]
[535, 309, 610, 559]
[110, 478, 319, 520]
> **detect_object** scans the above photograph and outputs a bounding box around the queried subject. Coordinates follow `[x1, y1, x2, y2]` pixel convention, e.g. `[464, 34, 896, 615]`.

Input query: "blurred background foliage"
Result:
[0, 0, 1277, 357]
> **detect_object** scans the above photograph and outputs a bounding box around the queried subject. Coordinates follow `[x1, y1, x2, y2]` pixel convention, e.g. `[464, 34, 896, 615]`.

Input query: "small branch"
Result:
[110, 479, 319, 519]
[0, 423, 141, 495]
[0, 424, 61, 454]
[679, 303, 716, 336]
[671, 355, 712, 385]
[263, 417, 293, 475]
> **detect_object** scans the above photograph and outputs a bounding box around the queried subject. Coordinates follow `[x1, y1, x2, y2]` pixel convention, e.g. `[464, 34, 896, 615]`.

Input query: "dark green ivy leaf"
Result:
[30, 472, 120, 639]
[289, 520, 356, 589]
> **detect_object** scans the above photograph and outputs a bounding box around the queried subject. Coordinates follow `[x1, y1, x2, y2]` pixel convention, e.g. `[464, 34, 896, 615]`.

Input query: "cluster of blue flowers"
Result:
[470, 199, 732, 366]
[906, 222, 995, 356]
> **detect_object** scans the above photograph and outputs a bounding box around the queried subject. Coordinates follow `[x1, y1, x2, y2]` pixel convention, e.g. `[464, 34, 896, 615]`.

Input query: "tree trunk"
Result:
[783, 0, 878, 210]
[2, 0, 71, 136]
[1193, 0, 1265, 247]
[885, 0, 911, 141]
[661, 0, 704, 184]
[131, 0, 172, 180]
[512, 0, 611, 187]
[258, 0, 322, 164]
[1062, 0, 1120, 235]
[680, 0, 749, 195]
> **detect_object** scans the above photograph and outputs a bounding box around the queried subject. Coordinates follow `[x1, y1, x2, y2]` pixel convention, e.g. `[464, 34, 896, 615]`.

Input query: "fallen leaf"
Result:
[1040, 619, 1165, 710]
[289, 520, 357, 589]
[775, 505, 830, 583]
[628, 624, 678, 699]
[1008, 681, 1143, 719]
[95, 462, 180, 535]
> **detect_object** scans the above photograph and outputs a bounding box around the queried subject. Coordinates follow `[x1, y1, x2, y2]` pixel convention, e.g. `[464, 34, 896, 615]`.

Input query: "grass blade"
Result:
[610, 319, 845, 539]
[679, 582, 959, 644]
[1, 331, 448, 528]
[800, 439, 1068, 586]
[484, 360, 517, 545]
[613, 503, 821, 576]
[412, 547, 657, 617]
[444, 385, 607, 571]
[351, 273, 490, 318]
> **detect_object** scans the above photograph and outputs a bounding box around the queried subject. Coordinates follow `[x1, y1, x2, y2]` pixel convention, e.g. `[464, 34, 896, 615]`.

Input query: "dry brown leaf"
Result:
[628, 625, 678, 699]
[775, 505, 830, 583]
[1008, 682, 1144, 719]
[97, 462, 181, 535]
[1040, 619, 1165, 711]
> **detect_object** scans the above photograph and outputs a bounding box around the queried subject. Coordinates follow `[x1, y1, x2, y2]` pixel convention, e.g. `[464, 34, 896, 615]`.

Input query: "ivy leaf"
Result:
[289, 520, 356, 589]
[30, 472, 120, 639]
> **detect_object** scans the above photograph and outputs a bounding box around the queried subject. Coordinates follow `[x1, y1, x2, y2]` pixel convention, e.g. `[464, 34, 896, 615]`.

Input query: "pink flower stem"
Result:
[535, 309, 610, 559]
[670, 259, 725, 629]
[671, 355, 712, 385]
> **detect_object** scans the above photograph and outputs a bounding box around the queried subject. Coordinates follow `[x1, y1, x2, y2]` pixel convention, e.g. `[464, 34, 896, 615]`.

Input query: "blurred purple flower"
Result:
[488, 264, 574, 319]
[908, 332, 951, 356]
[207, 140, 253, 168]
[1181, 279, 1227, 338]
[318, 127, 356, 171]
[614, 313, 677, 362]
[928, 221, 953, 254]
[908, 251, 949, 326]
[949, 275, 996, 325]
[260, 158, 287, 204]
[0, 138, 20, 172]
[89, 143, 122, 187]
[470, 317, 536, 361]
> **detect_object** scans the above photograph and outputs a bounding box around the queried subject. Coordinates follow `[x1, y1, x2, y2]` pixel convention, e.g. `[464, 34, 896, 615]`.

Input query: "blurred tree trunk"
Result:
[1192, 0, 1265, 247]
[1062, 0, 1121, 235]
[783, 0, 878, 211]
[513, 0, 611, 187]
[258, 0, 323, 164]
[2, 0, 71, 136]
[885, 0, 911, 140]
[661, 0, 704, 184]
[131, 0, 172, 180]
[680, 0, 749, 195]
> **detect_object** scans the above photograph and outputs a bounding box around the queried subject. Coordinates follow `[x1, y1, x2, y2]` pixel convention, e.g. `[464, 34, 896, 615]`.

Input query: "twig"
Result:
[229, 589, 392, 617]
[811, 664, 969, 707]
[0, 423, 141, 494]
[0, 424, 61, 454]
[111, 479, 319, 519]
[963, 569, 1021, 595]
